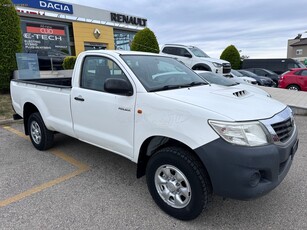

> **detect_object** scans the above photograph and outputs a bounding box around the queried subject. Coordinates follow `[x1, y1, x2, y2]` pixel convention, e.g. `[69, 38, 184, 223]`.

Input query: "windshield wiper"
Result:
[149, 85, 181, 92]
[185, 81, 208, 87]
[149, 82, 208, 92]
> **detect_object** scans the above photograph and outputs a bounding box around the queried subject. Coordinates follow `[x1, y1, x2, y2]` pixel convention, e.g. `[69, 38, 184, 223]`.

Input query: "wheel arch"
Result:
[23, 102, 40, 135]
[287, 84, 301, 91]
[192, 63, 212, 71]
[136, 136, 212, 185]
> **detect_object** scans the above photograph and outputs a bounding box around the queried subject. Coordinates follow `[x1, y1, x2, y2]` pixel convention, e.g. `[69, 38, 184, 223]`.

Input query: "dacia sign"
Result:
[13, 0, 73, 14]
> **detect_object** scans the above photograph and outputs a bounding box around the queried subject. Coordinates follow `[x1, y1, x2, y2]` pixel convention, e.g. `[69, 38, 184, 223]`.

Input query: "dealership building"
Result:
[13, 0, 147, 69]
[287, 34, 307, 64]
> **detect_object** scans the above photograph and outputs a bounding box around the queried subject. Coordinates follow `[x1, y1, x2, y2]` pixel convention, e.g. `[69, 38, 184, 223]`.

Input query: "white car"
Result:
[230, 69, 257, 85]
[195, 71, 270, 97]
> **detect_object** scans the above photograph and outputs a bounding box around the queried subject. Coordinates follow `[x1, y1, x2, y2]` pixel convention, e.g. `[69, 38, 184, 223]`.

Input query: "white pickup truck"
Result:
[11, 50, 298, 220]
[160, 44, 231, 75]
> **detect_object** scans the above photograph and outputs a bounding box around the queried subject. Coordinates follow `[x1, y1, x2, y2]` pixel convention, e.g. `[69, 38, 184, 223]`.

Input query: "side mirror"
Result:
[104, 78, 133, 96]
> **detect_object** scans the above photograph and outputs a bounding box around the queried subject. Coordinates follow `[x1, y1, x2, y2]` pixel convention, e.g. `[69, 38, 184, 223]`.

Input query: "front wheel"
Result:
[146, 147, 212, 220]
[28, 112, 54, 150]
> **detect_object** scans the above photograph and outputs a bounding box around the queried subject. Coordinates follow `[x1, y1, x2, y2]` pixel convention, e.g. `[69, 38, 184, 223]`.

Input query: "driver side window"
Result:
[177, 48, 191, 57]
[81, 56, 129, 92]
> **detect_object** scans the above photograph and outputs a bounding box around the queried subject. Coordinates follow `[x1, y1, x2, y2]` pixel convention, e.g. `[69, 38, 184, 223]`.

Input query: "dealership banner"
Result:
[21, 20, 70, 57]
[12, 0, 73, 14]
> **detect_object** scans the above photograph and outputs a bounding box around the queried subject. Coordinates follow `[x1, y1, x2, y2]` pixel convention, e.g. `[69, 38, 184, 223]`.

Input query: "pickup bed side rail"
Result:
[11, 78, 72, 89]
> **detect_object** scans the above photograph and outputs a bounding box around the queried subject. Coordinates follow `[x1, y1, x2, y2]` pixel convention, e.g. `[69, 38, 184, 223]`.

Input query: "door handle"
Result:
[74, 96, 85, 102]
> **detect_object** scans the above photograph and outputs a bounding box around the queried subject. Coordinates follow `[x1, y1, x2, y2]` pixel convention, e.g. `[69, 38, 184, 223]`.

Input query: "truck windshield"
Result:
[189, 47, 210, 58]
[121, 55, 208, 92]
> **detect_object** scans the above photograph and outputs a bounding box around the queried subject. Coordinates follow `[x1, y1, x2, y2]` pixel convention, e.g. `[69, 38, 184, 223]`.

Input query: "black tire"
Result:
[28, 112, 54, 150]
[287, 84, 300, 91]
[146, 147, 212, 220]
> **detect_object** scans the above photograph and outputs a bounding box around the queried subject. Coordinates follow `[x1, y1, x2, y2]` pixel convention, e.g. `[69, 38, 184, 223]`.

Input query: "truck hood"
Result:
[155, 85, 286, 121]
[200, 57, 229, 64]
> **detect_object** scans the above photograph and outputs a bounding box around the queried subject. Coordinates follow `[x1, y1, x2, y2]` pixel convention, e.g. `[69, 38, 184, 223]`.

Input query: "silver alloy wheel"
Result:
[30, 121, 42, 145]
[154, 165, 191, 209]
[288, 86, 299, 91]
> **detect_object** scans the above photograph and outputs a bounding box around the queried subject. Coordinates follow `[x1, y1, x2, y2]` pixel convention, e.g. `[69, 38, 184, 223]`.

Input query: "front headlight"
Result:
[213, 62, 223, 68]
[209, 120, 269, 146]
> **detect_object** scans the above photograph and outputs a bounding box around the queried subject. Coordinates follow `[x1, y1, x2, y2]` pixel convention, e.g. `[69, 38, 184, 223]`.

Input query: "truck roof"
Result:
[162, 44, 196, 49]
[82, 50, 160, 56]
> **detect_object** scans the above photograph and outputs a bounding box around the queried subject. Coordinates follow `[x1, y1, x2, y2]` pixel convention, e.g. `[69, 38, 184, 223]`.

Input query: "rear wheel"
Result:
[146, 147, 212, 220]
[28, 112, 54, 150]
[287, 84, 300, 91]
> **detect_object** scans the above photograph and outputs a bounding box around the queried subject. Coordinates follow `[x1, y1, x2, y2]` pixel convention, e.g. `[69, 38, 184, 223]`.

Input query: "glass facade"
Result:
[114, 30, 136, 50]
[20, 18, 71, 70]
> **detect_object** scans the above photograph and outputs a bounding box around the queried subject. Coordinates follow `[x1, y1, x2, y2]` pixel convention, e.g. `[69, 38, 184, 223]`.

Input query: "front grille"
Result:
[222, 63, 231, 74]
[271, 118, 294, 143]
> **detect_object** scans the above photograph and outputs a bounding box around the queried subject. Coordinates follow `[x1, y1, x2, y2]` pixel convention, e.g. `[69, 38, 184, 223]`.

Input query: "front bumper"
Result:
[195, 126, 298, 200]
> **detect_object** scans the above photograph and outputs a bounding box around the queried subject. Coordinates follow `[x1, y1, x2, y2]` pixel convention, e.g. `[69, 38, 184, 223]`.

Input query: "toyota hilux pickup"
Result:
[10, 50, 299, 220]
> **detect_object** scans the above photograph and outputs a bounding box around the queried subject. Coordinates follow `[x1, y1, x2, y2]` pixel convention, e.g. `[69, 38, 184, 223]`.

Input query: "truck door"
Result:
[71, 55, 135, 159]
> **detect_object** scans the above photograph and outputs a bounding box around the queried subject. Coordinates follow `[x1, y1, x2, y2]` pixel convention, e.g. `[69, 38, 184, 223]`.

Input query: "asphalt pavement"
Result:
[0, 117, 306, 230]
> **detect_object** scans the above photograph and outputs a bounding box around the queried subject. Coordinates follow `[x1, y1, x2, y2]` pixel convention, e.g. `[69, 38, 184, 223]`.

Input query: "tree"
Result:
[0, 0, 22, 93]
[62, 56, 77, 69]
[131, 28, 159, 53]
[220, 45, 241, 70]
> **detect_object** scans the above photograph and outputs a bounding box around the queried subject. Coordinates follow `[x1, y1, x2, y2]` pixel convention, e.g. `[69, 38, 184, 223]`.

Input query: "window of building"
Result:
[296, 49, 303, 55]
[84, 42, 107, 51]
[114, 30, 136, 50]
[20, 18, 71, 70]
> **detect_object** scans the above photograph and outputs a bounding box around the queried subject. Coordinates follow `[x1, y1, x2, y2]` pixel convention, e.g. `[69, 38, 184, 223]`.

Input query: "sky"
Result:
[67, 0, 307, 59]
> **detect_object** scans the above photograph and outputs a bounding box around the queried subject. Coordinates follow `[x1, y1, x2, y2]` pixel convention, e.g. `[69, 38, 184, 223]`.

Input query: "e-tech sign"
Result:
[12, 0, 73, 14]
[21, 21, 69, 54]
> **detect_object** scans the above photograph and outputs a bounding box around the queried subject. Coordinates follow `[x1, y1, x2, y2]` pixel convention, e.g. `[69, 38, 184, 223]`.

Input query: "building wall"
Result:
[287, 39, 299, 58]
[72, 22, 115, 55]
[287, 39, 307, 61]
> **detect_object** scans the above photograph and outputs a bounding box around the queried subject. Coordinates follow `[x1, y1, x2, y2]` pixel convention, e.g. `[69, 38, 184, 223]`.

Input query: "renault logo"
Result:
[93, 28, 101, 39]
